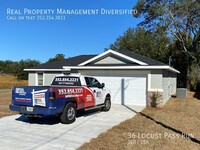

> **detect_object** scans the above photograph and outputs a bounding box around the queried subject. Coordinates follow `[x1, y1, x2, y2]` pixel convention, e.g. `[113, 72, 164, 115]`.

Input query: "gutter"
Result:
[63, 66, 180, 73]
[24, 69, 71, 72]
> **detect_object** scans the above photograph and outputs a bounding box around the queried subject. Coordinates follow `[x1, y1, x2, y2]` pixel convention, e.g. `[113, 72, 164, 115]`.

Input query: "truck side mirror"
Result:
[101, 83, 105, 88]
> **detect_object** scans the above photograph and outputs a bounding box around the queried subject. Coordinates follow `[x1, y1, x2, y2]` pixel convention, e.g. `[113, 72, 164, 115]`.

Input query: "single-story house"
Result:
[24, 49, 179, 107]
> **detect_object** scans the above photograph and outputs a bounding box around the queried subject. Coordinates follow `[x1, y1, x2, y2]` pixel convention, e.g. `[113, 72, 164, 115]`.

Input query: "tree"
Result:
[47, 54, 65, 63]
[17, 59, 40, 80]
[109, 27, 170, 63]
[192, 29, 200, 63]
[134, 0, 200, 51]
[133, 0, 200, 89]
[168, 40, 188, 88]
[0, 60, 18, 74]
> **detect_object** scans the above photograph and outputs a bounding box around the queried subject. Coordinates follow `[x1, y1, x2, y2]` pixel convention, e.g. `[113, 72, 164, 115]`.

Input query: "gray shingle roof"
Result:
[28, 50, 167, 70]
[28, 55, 97, 69]
[117, 50, 167, 66]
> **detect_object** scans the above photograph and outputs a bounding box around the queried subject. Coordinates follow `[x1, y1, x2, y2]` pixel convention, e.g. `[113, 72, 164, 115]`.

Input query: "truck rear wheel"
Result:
[102, 96, 111, 111]
[60, 102, 76, 124]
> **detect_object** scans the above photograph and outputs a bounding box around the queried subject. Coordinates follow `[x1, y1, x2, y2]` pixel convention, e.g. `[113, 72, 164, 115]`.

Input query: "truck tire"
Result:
[102, 96, 111, 111]
[60, 102, 76, 124]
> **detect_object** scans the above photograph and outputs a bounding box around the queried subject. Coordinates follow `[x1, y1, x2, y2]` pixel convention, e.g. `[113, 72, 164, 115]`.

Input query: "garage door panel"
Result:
[93, 76, 147, 106]
[95, 77, 121, 103]
[123, 78, 146, 105]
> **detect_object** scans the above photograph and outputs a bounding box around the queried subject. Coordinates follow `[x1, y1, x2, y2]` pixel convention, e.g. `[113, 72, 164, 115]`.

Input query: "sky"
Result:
[0, 0, 142, 63]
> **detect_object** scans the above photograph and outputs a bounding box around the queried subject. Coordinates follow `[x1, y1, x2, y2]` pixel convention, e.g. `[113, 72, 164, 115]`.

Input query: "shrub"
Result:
[151, 92, 158, 107]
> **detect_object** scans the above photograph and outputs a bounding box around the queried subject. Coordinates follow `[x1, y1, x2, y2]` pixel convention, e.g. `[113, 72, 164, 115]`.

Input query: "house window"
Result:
[37, 73, 43, 86]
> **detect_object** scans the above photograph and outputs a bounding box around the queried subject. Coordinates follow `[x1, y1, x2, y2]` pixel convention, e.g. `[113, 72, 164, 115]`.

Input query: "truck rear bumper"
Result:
[9, 104, 63, 116]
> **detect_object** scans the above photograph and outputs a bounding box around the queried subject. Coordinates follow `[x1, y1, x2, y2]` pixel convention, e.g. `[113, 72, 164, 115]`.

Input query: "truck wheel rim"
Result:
[67, 107, 75, 120]
[106, 100, 110, 109]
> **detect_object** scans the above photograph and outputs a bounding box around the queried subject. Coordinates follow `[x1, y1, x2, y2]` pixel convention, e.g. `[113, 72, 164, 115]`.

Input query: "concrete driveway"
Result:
[0, 104, 144, 150]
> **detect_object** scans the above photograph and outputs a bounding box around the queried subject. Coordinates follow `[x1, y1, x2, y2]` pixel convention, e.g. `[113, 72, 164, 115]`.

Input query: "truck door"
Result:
[85, 77, 104, 105]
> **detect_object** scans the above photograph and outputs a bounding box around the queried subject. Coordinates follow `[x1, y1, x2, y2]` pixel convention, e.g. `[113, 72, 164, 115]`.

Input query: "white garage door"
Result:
[94, 76, 147, 106]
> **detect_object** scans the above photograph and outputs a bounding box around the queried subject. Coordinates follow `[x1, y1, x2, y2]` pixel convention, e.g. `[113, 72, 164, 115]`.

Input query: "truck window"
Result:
[91, 78, 101, 87]
[52, 76, 81, 86]
[85, 77, 90, 86]
[85, 77, 101, 88]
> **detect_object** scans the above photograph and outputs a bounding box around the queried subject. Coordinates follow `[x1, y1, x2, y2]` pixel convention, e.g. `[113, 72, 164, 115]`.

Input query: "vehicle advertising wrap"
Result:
[13, 86, 49, 107]
[13, 87, 32, 106]
[52, 76, 81, 86]
[10, 75, 111, 122]
[52, 86, 95, 108]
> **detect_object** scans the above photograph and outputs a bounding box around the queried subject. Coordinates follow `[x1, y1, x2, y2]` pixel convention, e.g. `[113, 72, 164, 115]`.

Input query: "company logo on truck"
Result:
[15, 88, 26, 95]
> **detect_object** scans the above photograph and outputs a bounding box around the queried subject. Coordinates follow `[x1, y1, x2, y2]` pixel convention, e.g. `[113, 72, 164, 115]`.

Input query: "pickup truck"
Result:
[10, 74, 111, 124]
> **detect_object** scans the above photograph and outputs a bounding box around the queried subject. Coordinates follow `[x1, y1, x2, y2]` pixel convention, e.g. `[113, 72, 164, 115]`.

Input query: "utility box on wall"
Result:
[176, 88, 187, 99]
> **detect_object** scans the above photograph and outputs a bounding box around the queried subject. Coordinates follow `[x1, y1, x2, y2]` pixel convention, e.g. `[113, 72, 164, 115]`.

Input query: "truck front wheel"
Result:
[60, 102, 76, 124]
[102, 96, 111, 111]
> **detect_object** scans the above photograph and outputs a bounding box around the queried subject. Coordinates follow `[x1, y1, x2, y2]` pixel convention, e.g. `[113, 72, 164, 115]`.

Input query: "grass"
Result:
[0, 74, 26, 117]
[0, 91, 17, 118]
[78, 92, 200, 150]
[0, 74, 28, 89]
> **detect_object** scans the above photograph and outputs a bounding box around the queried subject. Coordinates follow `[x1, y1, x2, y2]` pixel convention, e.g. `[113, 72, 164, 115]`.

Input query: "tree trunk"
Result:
[186, 55, 190, 89]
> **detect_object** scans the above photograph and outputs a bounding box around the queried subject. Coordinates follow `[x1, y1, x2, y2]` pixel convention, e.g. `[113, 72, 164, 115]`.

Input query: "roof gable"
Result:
[94, 56, 126, 65]
[24, 49, 179, 73]
[79, 49, 148, 66]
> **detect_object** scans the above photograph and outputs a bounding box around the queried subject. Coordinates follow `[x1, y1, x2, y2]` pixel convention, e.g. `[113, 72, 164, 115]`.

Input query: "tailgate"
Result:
[12, 86, 50, 107]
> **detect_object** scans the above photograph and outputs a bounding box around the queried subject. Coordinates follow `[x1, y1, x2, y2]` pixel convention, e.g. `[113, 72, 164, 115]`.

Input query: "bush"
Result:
[151, 92, 158, 107]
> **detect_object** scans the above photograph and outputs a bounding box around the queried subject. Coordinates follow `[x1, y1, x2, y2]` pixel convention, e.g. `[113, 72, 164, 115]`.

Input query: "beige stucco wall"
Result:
[28, 72, 64, 86]
[150, 70, 163, 90]
[75, 69, 150, 77]
[43, 73, 64, 85]
[162, 70, 177, 104]
[28, 73, 36, 86]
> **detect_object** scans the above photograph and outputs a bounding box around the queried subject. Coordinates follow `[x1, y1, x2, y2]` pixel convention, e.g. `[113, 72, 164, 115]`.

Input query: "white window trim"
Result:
[36, 72, 44, 86]
[35, 73, 37, 86]
[43, 72, 45, 85]
[78, 49, 148, 66]
[148, 74, 151, 91]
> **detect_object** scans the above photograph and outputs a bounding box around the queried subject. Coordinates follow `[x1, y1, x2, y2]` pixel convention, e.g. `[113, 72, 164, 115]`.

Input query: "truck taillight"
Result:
[49, 92, 56, 102]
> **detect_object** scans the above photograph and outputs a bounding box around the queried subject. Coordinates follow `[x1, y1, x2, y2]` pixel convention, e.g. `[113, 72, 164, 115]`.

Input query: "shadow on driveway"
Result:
[15, 108, 102, 125]
[15, 115, 60, 125]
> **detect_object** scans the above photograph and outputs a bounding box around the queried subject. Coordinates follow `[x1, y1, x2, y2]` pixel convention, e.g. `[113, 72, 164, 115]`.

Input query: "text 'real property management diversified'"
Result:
[6, 8, 137, 16]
